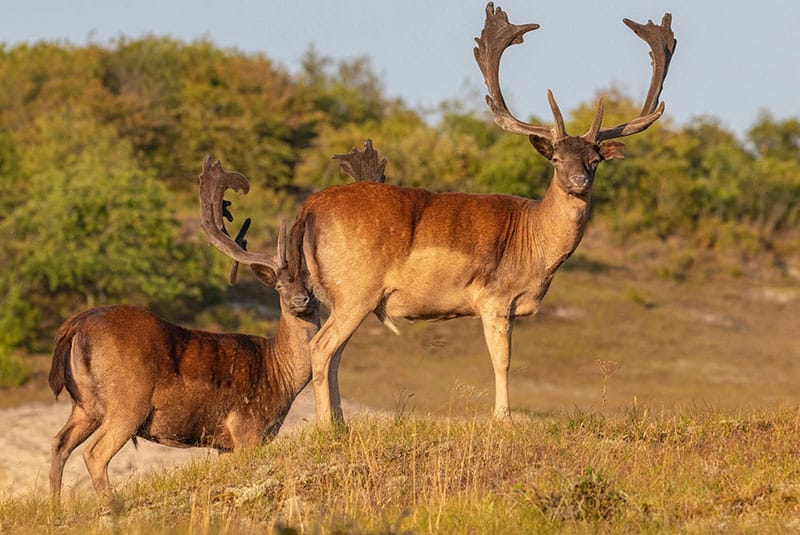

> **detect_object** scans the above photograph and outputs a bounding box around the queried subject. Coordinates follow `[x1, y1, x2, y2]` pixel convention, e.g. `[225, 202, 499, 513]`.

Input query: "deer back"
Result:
[295, 182, 549, 317]
[51, 305, 298, 448]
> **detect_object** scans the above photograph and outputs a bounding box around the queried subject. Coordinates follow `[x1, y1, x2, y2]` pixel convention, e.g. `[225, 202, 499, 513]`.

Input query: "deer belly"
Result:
[139, 405, 233, 450]
[511, 295, 542, 317]
[383, 285, 477, 321]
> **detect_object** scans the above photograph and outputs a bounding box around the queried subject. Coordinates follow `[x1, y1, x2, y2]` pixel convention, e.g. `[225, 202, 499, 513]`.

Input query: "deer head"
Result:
[474, 2, 675, 197]
[199, 155, 315, 316]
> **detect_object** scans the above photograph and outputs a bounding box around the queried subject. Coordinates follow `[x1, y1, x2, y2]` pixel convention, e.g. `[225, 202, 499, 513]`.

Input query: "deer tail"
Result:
[288, 212, 316, 294]
[49, 315, 83, 399]
[49, 310, 98, 400]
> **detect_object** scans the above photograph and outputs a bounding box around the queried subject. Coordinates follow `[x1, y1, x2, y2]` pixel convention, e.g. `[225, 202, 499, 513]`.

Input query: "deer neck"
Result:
[529, 178, 591, 274]
[272, 309, 320, 396]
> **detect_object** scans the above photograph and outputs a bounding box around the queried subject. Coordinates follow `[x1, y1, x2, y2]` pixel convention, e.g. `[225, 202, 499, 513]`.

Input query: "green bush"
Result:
[0, 345, 31, 387]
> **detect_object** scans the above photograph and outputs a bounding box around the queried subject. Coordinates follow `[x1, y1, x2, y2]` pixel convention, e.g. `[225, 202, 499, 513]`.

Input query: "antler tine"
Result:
[276, 219, 288, 266]
[591, 13, 676, 142]
[584, 97, 605, 141]
[199, 155, 280, 276]
[332, 139, 388, 183]
[546, 90, 567, 141]
[628, 13, 675, 116]
[225, 216, 251, 285]
[474, 3, 552, 139]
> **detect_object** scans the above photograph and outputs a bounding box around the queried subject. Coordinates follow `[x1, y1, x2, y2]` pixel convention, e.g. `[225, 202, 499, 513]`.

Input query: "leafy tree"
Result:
[95, 37, 313, 189]
[0, 107, 218, 347]
[0, 344, 30, 387]
[438, 99, 500, 150]
[472, 133, 551, 198]
[295, 109, 486, 193]
[748, 113, 800, 162]
[296, 47, 399, 128]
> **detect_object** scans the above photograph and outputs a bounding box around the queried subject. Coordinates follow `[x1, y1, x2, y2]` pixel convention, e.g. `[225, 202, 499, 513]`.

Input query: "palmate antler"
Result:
[474, 2, 676, 144]
[332, 139, 388, 183]
[199, 155, 287, 285]
[592, 14, 676, 142]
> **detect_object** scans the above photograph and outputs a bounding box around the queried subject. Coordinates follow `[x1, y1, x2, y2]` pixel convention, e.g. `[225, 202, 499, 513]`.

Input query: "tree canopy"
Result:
[0, 37, 798, 354]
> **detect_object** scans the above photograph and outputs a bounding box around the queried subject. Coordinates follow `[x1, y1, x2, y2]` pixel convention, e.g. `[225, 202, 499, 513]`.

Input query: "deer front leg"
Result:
[480, 312, 514, 423]
[309, 312, 363, 428]
[225, 411, 262, 451]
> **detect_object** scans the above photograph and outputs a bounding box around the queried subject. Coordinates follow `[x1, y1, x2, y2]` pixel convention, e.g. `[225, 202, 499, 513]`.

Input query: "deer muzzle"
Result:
[289, 294, 316, 316]
[570, 174, 590, 189]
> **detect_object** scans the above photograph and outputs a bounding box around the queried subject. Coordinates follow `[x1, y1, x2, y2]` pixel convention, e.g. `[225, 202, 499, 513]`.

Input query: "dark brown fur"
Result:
[49, 302, 318, 496]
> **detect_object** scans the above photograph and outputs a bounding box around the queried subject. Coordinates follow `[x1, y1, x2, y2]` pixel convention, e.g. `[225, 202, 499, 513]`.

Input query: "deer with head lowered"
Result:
[218, 3, 675, 428]
[47, 156, 323, 497]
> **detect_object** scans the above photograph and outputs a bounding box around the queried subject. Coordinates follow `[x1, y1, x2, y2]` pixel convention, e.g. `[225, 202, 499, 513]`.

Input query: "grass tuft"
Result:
[3, 407, 800, 533]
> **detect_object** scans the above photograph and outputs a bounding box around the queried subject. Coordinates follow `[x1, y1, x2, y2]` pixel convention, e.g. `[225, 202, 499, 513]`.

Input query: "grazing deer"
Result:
[48, 157, 318, 497]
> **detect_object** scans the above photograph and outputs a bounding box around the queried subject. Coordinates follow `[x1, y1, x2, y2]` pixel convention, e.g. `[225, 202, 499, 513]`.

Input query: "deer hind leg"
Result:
[50, 403, 101, 497]
[480, 312, 514, 423]
[81, 400, 150, 496]
[310, 306, 369, 428]
[81, 422, 138, 496]
[328, 346, 346, 423]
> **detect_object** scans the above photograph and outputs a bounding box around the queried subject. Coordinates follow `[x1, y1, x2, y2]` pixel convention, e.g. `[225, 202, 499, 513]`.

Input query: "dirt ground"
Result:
[0, 387, 362, 498]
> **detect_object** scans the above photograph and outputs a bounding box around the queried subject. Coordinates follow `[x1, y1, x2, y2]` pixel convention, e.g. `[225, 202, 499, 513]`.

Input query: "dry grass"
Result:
[2, 227, 798, 532]
[3, 407, 800, 533]
[336, 225, 800, 417]
[5, 226, 798, 417]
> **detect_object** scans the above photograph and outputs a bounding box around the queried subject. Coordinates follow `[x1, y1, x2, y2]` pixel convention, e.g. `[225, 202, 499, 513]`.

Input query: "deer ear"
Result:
[599, 141, 626, 160]
[250, 264, 278, 287]
[528, 134, 554, 160]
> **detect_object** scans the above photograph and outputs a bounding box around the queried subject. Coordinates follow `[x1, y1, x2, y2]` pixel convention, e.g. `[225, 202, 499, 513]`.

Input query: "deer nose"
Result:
[570, 174, 589, 188]
[291, 294, 311, 309]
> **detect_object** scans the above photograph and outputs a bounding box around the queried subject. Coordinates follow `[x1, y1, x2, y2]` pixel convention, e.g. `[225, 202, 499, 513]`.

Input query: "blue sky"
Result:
[3, 1, 799, 139]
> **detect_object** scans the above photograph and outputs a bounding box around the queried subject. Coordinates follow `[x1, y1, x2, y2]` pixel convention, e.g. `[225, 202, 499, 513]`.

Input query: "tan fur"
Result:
[292, 4, 675, 427]
[291, 137, 610, 426]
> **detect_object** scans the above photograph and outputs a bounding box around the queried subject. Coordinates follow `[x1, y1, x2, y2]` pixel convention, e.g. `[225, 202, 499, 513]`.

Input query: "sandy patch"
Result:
[0, 387, 357, 497]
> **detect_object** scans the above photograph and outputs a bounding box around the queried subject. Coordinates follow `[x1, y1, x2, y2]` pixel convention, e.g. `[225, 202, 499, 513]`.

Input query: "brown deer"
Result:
[285, 3, 675, 427]
[48, 156, 319, 497]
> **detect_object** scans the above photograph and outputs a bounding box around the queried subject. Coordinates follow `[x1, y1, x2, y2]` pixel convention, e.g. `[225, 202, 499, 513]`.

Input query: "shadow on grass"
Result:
[561, 253, 619, 275]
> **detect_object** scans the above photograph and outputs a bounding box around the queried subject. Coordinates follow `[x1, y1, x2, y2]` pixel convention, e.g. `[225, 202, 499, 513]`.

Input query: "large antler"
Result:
[474, 3, 562, 141]
[332, 139, 388, 183]
[475, 3, 675, 145]
[199, 155, 283, 284]
[588, 14, 676, 142]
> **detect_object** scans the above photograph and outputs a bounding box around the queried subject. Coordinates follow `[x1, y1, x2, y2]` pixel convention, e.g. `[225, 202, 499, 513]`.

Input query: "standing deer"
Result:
[214, 4, 676, 427]
[48, 157, 319, 497]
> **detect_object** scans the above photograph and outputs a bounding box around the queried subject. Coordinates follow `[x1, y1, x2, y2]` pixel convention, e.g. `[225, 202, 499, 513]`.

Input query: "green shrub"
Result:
[0, 345, 31, 387]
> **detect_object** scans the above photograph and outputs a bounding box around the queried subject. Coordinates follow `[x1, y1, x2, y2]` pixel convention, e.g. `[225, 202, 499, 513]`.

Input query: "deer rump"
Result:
[292, 181, 552, 325]
[50, 305, 291, 451]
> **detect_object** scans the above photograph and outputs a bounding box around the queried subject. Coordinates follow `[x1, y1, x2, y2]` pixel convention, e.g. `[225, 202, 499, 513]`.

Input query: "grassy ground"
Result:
[336, 226, 800, 417]
[1, 226, 798, 532]
[3, 408, 800, 533]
